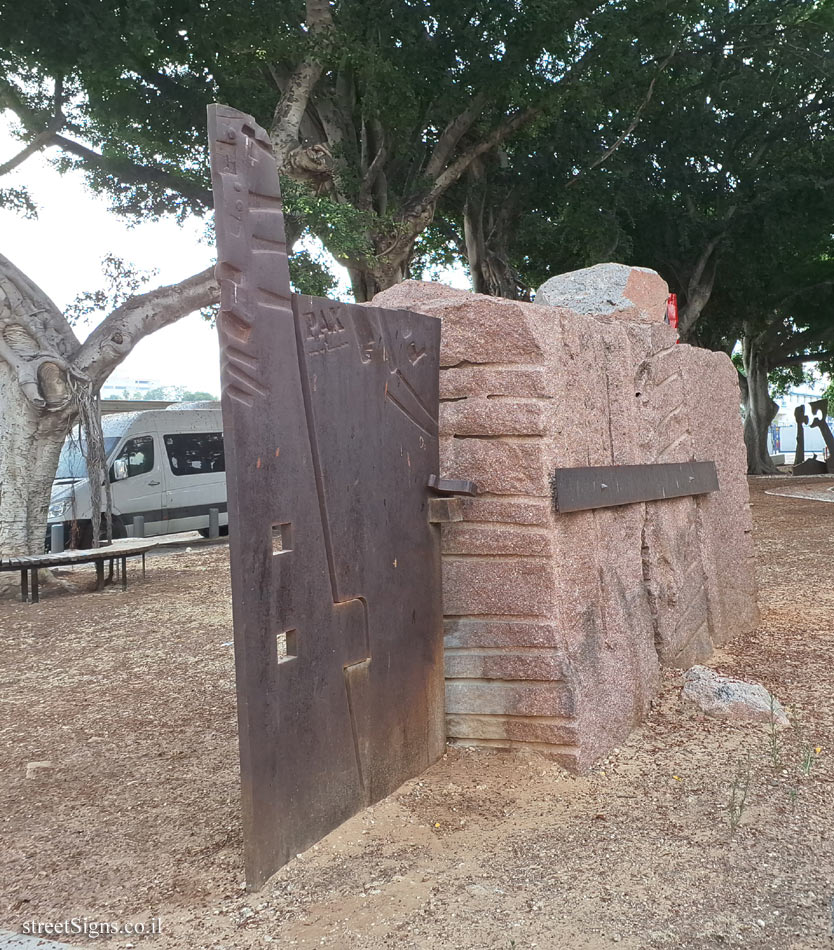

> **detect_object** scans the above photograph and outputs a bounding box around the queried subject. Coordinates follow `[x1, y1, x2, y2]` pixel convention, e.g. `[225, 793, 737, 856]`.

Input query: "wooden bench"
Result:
[0, 538, 159, 603]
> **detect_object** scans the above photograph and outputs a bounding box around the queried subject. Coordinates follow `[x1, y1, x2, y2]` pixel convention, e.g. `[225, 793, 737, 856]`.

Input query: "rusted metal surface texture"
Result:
[551, 461, 719, 513]
[208, 105, 445, 889]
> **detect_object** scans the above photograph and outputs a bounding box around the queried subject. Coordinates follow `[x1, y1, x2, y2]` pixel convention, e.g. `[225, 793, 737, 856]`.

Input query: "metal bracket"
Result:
[427, 474, 478, 497]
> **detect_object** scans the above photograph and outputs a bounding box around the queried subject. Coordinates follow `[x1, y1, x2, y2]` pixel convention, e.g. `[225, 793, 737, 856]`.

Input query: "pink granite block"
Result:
[455, 497, 553, 527]
[443, 619, 565, 649]
[446, 714, 579, 746]
[441, 366, 549, 399]
[444, 651, 568, 681]
[441, 524, 553, 557]
[442, 436, 549, 495]
[370, 272, 756, 775]
[440, 398, 548, 437]
[442, 557, 555, 616]
[445, 681, 576, 718]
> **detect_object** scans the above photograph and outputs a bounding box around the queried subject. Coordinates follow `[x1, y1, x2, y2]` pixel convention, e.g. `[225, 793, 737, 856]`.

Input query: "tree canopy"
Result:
[1, 0, 719, 298]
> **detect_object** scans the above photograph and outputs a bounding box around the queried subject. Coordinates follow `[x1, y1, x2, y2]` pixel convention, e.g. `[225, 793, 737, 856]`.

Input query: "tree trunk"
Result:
[346, 256, 409, 303]
[0, 357, 72, 556]
[462, 164, 522, 300]
[742, 333, 780, 475]
[463, 207, 520, 299]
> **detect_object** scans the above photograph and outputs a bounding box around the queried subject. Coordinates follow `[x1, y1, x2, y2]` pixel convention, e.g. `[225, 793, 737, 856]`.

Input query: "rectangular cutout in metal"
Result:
[552, 461, 718, 513]
[272, 522, 293, 554]
[276, 629, 297, 662]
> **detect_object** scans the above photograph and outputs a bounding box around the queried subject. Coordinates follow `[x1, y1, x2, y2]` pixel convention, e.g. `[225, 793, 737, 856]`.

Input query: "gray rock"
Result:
[681, 665, 789, 728]
[533, 262, 667, 324]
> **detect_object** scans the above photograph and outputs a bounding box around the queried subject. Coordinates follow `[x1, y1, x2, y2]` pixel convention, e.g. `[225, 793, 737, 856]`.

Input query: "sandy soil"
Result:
[1, 480, 834, 949]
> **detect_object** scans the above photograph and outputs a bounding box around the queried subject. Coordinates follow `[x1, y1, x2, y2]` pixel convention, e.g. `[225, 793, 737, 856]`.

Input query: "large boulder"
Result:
[534, 263, 669, 324]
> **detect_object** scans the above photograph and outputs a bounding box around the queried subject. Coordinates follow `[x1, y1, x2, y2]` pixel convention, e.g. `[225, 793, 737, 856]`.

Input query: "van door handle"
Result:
[148, 480, 161, 486]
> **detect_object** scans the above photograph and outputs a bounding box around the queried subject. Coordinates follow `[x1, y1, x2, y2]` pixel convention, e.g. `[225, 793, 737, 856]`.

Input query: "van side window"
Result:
[164, 432, 225, 476]
[112, 435, 155, 479]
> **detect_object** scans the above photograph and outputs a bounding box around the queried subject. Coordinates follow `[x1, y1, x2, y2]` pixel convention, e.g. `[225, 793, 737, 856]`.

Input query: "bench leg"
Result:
[121, 556, 127, 591]
[142, 553, 146, 578]
[95, 559, 104, 591]
[31, 568, 39, 604]
[20, 569, 28, 603]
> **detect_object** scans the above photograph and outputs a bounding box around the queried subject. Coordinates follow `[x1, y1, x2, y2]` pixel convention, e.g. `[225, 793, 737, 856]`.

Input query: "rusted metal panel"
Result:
[552, 461, 719, 513]
[207, 105, 445, 890]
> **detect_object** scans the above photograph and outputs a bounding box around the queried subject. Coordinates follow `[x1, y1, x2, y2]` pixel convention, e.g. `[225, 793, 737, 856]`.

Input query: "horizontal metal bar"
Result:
[551, 461, 718, 513]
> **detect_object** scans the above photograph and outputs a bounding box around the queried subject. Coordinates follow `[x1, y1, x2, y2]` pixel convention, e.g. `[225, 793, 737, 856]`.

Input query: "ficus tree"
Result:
[607, 0, 834, 346]
[423, 0, 834, 331]
[0, 0, 698, 299]
[713, 239, 834, 475]
[0, 0, 701, 555]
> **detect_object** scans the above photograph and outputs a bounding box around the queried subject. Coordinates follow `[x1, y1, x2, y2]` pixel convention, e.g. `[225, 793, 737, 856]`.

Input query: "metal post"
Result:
[133, 515, 145, 538]
[50, 524, 64, 554]
[209, 507, 220, 539]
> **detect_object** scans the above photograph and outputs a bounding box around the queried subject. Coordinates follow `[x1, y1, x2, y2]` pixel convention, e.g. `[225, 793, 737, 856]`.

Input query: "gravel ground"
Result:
[1, 478, 833, 949]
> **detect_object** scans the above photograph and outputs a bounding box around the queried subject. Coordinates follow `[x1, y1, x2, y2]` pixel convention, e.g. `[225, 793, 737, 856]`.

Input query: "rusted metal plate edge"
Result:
[551, 461, 719, 513]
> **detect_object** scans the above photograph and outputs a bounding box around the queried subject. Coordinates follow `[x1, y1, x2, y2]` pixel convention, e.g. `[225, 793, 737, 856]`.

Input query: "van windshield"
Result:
[55, 436, 120, 479]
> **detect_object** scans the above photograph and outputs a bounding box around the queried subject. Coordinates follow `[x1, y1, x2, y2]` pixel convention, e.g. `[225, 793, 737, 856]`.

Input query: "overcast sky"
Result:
[0, 118, 231, 393]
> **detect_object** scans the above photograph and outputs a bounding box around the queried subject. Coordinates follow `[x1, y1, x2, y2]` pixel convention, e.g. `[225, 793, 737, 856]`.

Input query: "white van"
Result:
[47, 404, 227, 547]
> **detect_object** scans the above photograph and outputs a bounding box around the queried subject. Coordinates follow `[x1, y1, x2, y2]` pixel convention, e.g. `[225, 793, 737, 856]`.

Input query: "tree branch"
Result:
[568, 49, 675, 188]
[73, 267, 219, 385]
[774, 350, 834, 367]
[358, 130, 387, 210]
[0, 75, 65, 177]
[270, 0, 334, 176]
[424, 93, 489, 180]
[0, 75, 213, 209]
[0, 252, 83, 410]
[0, 253, 79, 356]
[50, 135, 213, 209]
[426, 107, 540, 206]
[0, 131, 56, 177]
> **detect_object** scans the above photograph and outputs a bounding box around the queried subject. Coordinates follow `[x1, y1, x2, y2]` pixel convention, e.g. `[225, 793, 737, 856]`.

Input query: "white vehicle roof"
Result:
[100, 405, 223, 439]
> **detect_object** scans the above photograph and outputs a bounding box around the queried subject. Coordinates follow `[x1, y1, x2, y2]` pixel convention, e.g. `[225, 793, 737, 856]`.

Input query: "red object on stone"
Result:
[666, 292, 679, 328]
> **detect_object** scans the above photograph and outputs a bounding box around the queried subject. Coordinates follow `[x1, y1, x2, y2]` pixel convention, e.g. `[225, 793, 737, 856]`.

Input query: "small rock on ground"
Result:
[681, 665, 790, 728]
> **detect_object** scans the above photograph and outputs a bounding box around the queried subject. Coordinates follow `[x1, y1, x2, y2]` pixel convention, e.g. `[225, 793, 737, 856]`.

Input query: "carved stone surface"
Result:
[208, 106, 445, 888]
[371, 278, 758, 773]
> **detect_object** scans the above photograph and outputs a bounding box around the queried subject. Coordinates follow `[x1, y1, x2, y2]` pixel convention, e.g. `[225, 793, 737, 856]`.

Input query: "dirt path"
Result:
[1, 480, 834, 949]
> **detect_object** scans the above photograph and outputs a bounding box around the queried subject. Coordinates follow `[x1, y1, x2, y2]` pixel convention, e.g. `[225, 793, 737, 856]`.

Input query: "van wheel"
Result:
[75, 516, 126, 549]
[198, 525, 229, 538]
